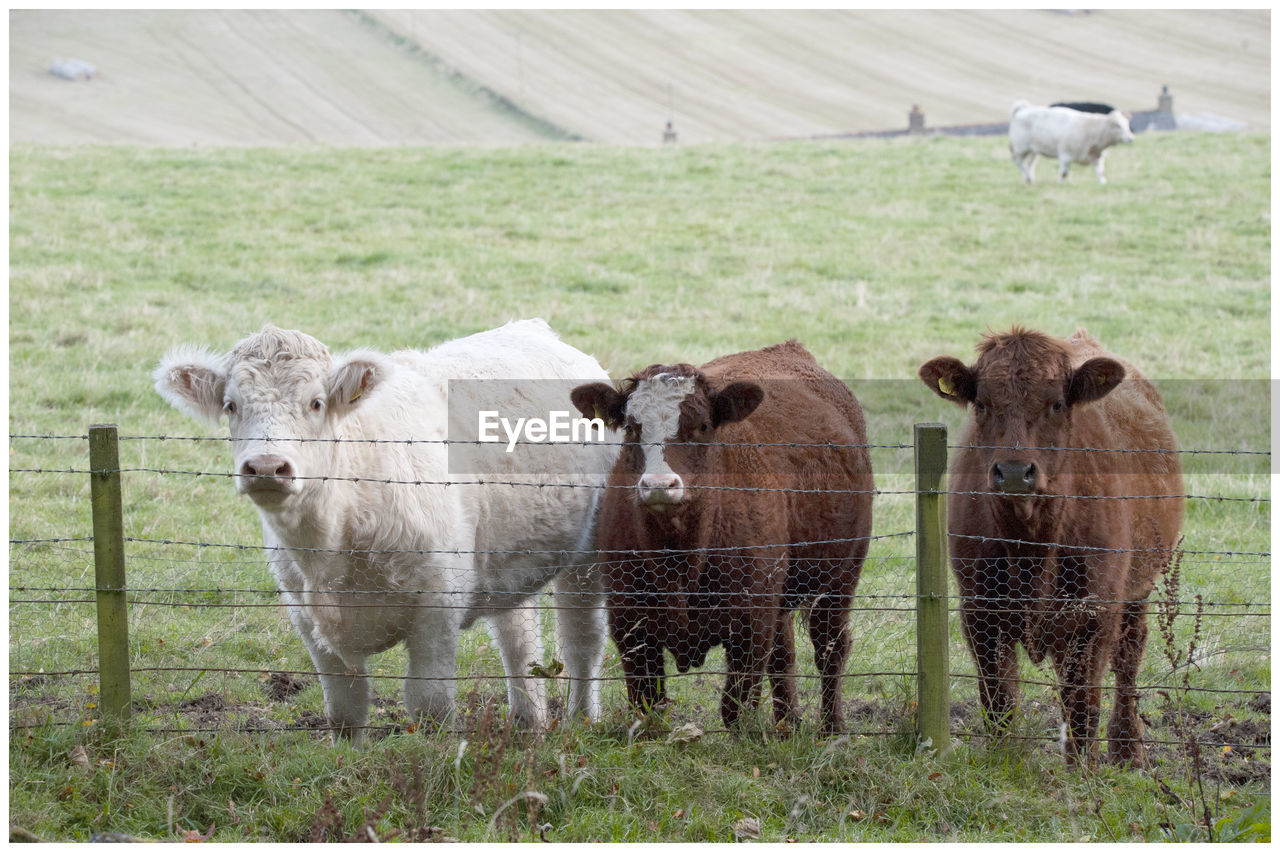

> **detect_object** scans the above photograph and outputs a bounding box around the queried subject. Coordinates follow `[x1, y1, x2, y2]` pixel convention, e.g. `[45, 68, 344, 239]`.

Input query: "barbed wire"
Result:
[9, 586, 1270, 613]
[948, 532, 1269, 558]
[939, 489, 1266, 503]
[949, 443, 1269, 457]
[8, 466, 1269, 506]
[10, 432, 1270, 457]
[10, 466, 896, 495]
[9, 664, 1265, 697]
[8, 714, 1268, 753]
[5, 719, 917, 741]
[948, 729, 1270, 752]
[10, 538, 1268, 571]
[10, 433, 911, 451]
[8, 665, 917, 686]
[116, 532, 910, 557]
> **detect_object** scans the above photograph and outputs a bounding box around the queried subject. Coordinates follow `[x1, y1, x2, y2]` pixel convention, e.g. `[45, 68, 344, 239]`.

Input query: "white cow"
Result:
[154, 319, 619, 742]
[1008, 100, 1135, 184]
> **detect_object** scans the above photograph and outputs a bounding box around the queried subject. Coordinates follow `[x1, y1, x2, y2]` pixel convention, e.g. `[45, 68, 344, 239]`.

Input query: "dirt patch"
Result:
[292, 709, 333, 731]
[1140, 692, 1270, 786]
[179, 692, 229, 713]
[263, 671, 310, 703]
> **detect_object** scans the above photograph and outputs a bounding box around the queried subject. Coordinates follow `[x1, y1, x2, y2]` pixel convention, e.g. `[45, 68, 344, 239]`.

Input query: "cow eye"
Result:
[698, 423, 709, 433]
[310, 398, 324, 413]
[223, 400, 237, 415]
[973, 401, 986, 414]
[1052, 400, 1065, 413]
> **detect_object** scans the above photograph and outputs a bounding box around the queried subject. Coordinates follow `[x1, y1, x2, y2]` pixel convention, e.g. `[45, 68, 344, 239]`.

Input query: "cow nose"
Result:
[241, 454, 295, 484]
[991, 461, 1036, 494]
[638, 472, 685, 508]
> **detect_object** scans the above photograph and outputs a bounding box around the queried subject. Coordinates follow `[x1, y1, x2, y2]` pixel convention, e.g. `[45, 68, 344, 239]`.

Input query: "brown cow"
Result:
[919, 327, 1184, 768]
[571, 341, 873, 733]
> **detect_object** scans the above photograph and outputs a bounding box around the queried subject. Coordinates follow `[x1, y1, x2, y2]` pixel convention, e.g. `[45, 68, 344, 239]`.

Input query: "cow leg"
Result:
[1055, 634, 1107, 770]
[962, 607, 1020, 730]
[1106, 601, 1149, 767]
[1057, 156, 1071, 182]
[720, 615, 769, 730]
[313, 651, 372, 744]
[610, 599, 665, 713]
[808, 594, 851, 734]
[486, 601, 547, 729]
[552, 559, 606, 722]
[285, 598, 372, 744]
[1093, 155, 1108, 185]
[403, 604, 463, 727]
[319, 659, 372, 745]
[1014, 150, 1036, 183]
[767, 609, 800, 729]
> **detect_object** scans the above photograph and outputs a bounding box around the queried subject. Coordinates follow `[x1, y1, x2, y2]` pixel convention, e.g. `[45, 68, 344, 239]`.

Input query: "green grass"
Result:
[9, 133, 1270, 841]
[10, 715, 1265, 842]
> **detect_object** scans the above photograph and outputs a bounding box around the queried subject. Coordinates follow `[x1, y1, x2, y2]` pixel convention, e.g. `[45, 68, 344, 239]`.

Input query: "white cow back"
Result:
[1008, 101, 1134, 184]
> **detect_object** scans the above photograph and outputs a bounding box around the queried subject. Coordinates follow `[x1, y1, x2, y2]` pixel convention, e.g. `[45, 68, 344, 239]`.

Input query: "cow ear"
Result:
[1067, 357, 1125, 406]
[711, 381, 764, 427]
[919, 357, 976, 405]
[570, 382, 625, 430]
[327, 350, 390, 414]
[154, 346, 228, 425]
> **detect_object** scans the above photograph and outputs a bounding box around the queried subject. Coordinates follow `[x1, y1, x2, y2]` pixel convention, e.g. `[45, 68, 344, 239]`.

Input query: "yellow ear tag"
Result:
[937, 375, 955, 396]
[593, 405, 605, 421]
[350, 368, 373, 404]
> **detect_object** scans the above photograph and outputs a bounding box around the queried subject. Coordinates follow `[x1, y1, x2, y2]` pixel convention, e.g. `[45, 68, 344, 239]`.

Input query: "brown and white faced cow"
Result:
[919, 327, 1183, 768]
[572, 341, 873, 733]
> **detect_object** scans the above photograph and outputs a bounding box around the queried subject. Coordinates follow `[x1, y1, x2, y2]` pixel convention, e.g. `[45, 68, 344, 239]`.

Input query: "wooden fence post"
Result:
[914, 423, 949, 755]
[89, 424, 131, 723]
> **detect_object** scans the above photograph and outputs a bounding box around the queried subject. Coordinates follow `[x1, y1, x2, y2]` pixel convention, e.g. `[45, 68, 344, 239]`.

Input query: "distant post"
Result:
[908, 104, 925, 134]
[914, 423, 949, 755]
[1157, 84, 1173, 113]
[89, 424, 131, 723]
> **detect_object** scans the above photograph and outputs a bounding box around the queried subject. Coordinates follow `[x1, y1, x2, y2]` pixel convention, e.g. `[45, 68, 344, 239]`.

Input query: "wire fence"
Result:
[8, 428, 1270, 775]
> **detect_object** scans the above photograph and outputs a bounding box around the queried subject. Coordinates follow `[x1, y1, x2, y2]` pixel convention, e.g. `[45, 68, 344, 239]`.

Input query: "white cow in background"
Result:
[1008, 100, 1135, 184]
[155, 319, 619, 742]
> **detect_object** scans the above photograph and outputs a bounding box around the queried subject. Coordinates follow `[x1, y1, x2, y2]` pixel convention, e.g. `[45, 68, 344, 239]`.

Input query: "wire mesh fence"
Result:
[8, 428, 1270, 778]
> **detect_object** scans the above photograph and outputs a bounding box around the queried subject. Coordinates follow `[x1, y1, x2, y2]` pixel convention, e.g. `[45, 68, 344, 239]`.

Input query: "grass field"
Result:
[8, 131, 1270, 841]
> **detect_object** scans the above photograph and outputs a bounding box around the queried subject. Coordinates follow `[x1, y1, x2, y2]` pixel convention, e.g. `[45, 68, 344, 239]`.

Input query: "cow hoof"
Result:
[772, 717, 801, 739]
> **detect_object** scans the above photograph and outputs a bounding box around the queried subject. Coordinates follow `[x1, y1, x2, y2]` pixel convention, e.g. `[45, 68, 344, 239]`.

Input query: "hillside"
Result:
[10, 9, 1270, 146]
[9, 10, 560, 147]
[371, 9, 1270, 143]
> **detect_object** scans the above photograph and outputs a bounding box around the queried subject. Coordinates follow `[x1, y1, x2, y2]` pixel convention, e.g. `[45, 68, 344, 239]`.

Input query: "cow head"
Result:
[154, 326, 390, 510]
[571, 365, 763, 515]
[919, 328, 1124, 501]
[1108, 109, 1136, 145]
